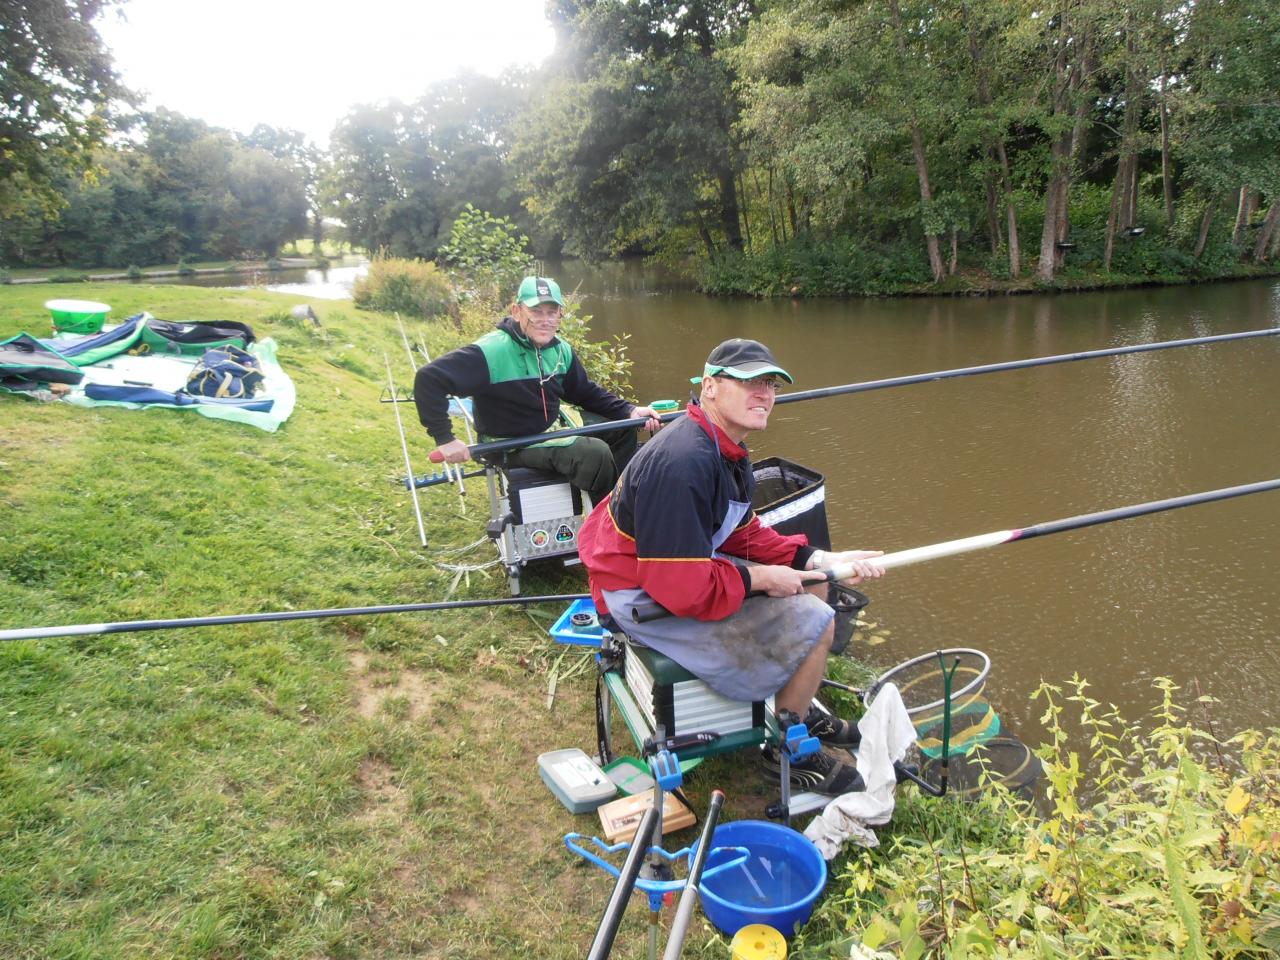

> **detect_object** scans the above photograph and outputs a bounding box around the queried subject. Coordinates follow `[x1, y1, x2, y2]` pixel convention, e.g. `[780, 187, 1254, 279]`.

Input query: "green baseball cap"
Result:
[516, 276, 564, 308]
[691, 338, 794, 384]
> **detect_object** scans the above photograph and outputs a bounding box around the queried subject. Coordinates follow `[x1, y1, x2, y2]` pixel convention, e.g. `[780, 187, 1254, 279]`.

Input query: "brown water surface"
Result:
[564, 265, 1280, 742]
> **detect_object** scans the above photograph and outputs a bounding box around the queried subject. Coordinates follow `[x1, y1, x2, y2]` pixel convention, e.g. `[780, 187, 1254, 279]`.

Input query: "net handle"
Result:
[863, 648, 991, 716]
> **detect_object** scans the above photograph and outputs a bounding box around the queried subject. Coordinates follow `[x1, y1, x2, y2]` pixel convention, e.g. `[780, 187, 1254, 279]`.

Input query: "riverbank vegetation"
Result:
[7, 2, 1278, 296]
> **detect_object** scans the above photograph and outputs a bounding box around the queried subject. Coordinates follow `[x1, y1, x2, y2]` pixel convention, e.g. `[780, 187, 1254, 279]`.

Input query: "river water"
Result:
[227, 262, 1280, 741]
[561, 265, 1280, 744]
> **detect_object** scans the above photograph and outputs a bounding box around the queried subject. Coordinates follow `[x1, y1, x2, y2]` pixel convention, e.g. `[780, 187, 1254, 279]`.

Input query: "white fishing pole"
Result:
[395, 315, 464, 504]
[384, 352, 428, 548]
[823, 479, 1280, 581]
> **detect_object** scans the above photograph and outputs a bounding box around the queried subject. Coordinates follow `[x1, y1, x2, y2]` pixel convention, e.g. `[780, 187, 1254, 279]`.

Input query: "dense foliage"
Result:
[795, 678, 1280, 959]
[0, 0, 127, 221]
[4, 0, 1278, 292]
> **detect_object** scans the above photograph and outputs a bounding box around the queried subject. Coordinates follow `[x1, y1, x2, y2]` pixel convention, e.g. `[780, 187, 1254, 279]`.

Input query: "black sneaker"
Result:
[760, 744, 865, 796]
[803, 705, 862, 748]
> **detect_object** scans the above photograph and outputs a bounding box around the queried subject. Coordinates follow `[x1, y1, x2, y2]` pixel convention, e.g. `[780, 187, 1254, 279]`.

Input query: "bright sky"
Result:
[97, 0, 557, 147]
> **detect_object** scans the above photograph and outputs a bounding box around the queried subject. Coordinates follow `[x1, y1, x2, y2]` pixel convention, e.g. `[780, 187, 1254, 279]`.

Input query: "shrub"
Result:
[176, 258, 195, 277]
[0, 268, 10, 285]
[438, 204, 534, 305]
[799, 677, 1280, 959]
[352, 254, 454, 320]
[50, 272, 89, 283]
[126, 264, 143, 279]
[266, 258, 283, 271]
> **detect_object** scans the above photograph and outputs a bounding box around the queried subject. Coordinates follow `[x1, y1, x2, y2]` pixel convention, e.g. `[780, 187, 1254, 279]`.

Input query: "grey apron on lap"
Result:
[603, 498, 834, 702]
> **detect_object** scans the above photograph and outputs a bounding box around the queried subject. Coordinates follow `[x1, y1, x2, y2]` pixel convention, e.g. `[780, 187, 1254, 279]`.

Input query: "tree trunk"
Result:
[911, 124, 946, 282]
[888, 0, 945, 283]
[1039, 132, 1072, 283]
[949, 227, 959, 275]
[1103, 154, 1126, 271]
[717, 166, 743, 252]
[985, 169, 1002, 254]
[737, 172, 752, 252]
[785, 178, 798, 238]
[1037, 3, 1077, 284]
[1233, 186, 1256, 246]
[995, 138, 1020, 278]
[1194, 201, 1215, 259]
[1253, 202, 1280, 261]
[1158, 74, 1174, 228]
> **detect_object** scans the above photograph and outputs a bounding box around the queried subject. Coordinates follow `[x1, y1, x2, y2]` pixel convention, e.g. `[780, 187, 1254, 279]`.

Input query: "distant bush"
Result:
[50, 272, 89, 283]
[0, 268, 10, 285]
[266, 258, 283, 271]
[702, 236, 930, 296]
[177, 258, 195, 277]
[352, 254, 453, 320]
[312, 255, 331, 269]
[126, 264, 143, 279]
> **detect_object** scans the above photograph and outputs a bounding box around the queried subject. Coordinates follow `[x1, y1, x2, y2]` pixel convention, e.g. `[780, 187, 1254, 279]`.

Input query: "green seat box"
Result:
[622, 643, 767, 752]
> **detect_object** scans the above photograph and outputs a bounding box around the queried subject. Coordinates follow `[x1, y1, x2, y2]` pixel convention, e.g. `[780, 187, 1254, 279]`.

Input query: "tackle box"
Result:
[549, 597, 609, 648]
[537, 748, 617, 814]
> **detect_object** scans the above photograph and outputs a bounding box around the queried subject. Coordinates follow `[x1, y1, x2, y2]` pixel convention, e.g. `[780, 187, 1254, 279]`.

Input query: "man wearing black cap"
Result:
[414, 275, 660, 504]
[578, 338, 886, 796]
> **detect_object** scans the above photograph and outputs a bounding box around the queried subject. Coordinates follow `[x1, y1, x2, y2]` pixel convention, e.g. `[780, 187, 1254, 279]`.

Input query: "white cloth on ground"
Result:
[804, 682, 916, 859]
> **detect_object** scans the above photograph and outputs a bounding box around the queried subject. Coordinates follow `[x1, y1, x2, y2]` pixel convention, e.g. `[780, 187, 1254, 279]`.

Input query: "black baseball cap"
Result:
[693, 338, 794, 384]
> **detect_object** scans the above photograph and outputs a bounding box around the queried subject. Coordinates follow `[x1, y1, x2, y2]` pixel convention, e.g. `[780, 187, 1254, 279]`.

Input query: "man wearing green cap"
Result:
[414, 275, 660, 504]
[578, 338, 886, 796]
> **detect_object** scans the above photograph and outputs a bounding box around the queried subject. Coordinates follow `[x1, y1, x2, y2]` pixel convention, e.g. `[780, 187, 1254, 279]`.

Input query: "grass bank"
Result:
[0, 283, 860, 958]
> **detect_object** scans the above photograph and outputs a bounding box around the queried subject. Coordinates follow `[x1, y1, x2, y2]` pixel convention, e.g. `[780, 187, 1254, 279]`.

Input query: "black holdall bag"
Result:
[185, 346, 265, 399]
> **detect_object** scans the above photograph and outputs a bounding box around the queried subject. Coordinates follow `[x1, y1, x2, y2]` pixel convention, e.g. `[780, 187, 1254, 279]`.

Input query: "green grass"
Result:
[2, 282, 773, 958]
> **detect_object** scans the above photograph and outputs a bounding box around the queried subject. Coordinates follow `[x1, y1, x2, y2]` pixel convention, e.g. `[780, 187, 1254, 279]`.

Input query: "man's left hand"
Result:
[811, 549, 886, 585]
[630, 405, 664, 433]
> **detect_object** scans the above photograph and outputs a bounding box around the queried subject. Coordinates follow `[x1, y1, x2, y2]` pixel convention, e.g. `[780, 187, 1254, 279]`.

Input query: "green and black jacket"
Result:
[413, 317, 633, 445]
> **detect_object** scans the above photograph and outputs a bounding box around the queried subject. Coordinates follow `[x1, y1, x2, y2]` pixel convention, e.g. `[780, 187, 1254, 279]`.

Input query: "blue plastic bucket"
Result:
[691, 820, 827, 937]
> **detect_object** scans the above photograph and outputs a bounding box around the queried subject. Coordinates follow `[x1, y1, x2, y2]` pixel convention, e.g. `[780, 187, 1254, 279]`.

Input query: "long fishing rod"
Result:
[630, 479, 1280, 623]
[0, 594, 590, 644]
[422, 327, 1280, 465]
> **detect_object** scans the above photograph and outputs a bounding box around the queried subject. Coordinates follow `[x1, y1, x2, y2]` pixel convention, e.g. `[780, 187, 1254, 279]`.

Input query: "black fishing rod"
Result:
[586, 805, 661, 960]
[422, 327, 1280, 465]
[0, 594, 590, 644]
[630, 479, 1280, 623]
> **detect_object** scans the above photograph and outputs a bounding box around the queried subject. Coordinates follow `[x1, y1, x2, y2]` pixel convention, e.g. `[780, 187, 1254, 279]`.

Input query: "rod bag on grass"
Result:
[139, 318, 256, 356]
[0, 333, 84, 390]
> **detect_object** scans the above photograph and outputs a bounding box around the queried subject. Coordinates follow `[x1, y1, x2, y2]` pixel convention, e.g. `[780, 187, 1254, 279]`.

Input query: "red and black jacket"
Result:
[578, 403, 815, 621]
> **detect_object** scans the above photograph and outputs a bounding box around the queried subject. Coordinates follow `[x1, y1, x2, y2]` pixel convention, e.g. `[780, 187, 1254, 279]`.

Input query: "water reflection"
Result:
[258, 262, 368, 299]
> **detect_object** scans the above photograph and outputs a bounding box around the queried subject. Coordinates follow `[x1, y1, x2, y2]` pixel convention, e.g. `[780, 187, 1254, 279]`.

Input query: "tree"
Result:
[0, 0, 129, 219]
[514, 0, 750, 259]
[244, 124, 325, 248]
[324, 73, 531, 258]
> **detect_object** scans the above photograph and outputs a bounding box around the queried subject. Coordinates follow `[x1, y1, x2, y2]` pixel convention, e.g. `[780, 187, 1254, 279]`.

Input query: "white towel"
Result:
[804, 682, 917, 859]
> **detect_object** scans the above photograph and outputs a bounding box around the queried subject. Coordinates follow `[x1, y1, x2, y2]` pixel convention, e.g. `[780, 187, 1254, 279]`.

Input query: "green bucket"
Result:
[45, 299, 111, 335]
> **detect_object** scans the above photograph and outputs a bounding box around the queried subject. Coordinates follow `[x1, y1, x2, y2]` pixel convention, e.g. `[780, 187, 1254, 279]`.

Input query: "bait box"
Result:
[601, 756, 656, 796]
[549, 598, 608, 647]
[537, 748, 617, 814]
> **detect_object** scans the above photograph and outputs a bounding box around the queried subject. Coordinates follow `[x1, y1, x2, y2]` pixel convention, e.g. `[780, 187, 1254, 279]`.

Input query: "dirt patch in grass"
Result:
[350, 649, 442, 722]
